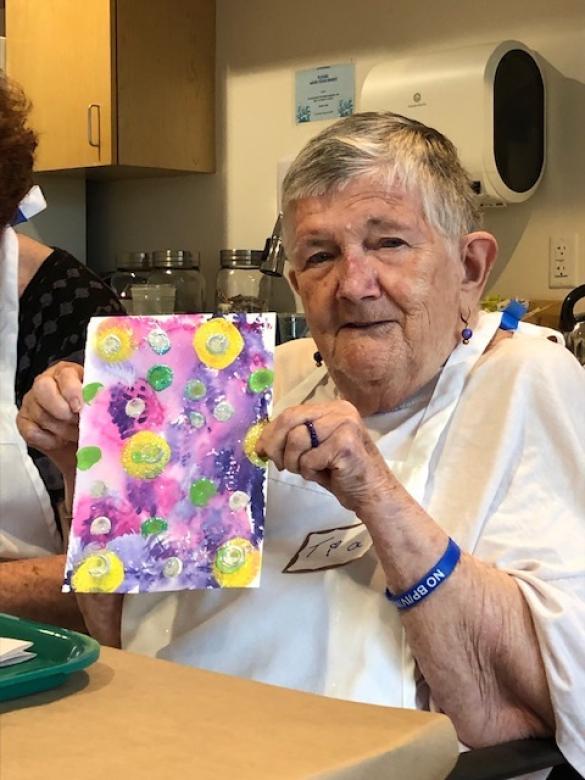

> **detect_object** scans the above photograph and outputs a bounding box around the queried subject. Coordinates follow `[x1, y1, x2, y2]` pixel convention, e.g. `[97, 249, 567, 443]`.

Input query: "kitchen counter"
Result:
[0, 645, 458, 779]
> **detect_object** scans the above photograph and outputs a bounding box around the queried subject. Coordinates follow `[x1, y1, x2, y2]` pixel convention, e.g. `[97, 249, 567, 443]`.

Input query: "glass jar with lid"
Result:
[148, 249, 205, 313]
[215, 250, 271, 314]
[109, 252, 151, 314]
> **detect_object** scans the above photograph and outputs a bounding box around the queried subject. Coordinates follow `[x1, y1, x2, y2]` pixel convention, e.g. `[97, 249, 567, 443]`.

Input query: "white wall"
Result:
[86, 0, 585, 308]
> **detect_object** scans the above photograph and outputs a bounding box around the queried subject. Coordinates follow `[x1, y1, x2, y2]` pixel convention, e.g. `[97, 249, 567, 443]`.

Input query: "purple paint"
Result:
[65, 313, 275, 594]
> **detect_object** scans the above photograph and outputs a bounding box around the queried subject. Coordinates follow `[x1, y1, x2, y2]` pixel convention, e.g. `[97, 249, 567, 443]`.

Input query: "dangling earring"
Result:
[313, 351, 323, 367]
[460, 313, 473, 345]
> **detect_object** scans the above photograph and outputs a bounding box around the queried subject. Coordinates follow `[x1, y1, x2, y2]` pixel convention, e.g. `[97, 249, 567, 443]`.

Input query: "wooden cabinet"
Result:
[6, 0, 215, 174]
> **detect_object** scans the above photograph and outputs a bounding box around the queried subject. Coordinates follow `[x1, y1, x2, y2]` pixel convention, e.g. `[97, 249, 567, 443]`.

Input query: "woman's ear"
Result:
[460, 231, 498, 298]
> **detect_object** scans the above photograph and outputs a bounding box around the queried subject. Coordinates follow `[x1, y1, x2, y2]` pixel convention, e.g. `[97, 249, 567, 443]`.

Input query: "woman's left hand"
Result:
[256, 400, 395, 514]
[75, 593, 123, 648]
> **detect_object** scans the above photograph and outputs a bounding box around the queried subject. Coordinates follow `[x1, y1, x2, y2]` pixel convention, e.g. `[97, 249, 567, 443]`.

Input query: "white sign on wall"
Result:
[295, 63, 355, 124]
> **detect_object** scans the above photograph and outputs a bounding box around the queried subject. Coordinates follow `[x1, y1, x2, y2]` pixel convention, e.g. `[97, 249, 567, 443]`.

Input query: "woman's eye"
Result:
[378, 237, 407, 249]
[306, 251, 334, 266]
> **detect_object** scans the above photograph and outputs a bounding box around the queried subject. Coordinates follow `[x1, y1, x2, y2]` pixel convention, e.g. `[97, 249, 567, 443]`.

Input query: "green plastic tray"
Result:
[0, 613, 100, 702]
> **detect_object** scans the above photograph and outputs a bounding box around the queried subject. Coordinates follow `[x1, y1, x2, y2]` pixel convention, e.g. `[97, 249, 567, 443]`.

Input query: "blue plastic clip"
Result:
[500, 299, 528, 332]
[11, 208, 27, 226]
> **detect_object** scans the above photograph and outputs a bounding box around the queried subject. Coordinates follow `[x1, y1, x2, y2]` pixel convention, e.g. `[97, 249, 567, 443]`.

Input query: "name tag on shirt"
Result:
[283, 523, 373, 573]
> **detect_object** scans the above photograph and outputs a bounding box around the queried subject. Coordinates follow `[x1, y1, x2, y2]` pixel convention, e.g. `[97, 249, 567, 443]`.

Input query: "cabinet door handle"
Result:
[87, 104, 101, 153]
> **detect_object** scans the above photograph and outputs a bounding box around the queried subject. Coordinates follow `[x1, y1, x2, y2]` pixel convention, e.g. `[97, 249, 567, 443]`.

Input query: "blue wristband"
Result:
[385, 537, 461, 611]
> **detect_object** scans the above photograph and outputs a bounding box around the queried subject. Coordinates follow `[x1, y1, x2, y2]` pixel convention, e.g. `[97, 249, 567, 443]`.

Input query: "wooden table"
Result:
[0, 646, 458, 779]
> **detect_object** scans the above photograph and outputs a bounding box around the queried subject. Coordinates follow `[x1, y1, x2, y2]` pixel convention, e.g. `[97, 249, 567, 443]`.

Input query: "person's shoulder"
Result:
[476, 327, 585, 396]
[46, 247, 125, 303]
[458, 326, 585, 456]
[20, 243, 125, 316]
[274, 337, 318, 403]
[47, 246, 92, 275]
[275, 336, 317, 366]
[22, 242, 90, 285]
[17, 234, 53, 295]
[489, 328, 580, 371]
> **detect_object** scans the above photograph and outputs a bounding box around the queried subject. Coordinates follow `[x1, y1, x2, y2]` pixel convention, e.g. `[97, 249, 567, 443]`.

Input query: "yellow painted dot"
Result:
[243, 421, 268, 468]
[121, 431, 171, 480]
[94, 323, 136, 363]
[213, 537, 260, 587]
[193, 318, 244, 370]
[71, 550, 125, 593]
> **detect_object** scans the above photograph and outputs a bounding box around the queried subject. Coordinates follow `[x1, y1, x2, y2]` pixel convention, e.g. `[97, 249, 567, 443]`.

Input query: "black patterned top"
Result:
[16, 248, 125, 528]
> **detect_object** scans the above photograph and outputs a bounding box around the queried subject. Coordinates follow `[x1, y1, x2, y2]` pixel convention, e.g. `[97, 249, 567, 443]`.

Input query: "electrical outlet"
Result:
[549, 234, 579, 288]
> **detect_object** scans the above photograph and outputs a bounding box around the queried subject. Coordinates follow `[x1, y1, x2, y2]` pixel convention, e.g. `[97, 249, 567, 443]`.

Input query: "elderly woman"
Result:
[18, 113, 584, 772]
[0, 75, 124, 625]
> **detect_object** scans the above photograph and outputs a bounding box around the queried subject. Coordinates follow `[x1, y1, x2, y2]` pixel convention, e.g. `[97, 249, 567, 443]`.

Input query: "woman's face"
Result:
[286, 176, 467, 407]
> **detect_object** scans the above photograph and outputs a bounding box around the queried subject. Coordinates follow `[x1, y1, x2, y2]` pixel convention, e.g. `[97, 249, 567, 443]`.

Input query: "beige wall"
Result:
[86, 0, 585, 309]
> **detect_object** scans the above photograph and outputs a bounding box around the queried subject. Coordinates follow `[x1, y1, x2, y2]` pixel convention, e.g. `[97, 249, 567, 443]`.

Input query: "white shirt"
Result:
[122, 312, 585, 775]
[0, 227, 61, 558]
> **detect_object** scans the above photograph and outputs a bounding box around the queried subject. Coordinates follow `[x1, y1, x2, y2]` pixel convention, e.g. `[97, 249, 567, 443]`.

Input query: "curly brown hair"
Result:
[0, 75, 38, 229]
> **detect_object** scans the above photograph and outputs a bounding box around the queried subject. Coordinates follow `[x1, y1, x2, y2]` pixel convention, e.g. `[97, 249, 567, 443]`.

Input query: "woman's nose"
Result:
[336, 253, 381, 302]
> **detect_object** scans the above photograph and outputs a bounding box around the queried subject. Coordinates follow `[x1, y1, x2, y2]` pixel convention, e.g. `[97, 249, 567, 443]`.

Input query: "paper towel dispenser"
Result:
[361, 41, 545, 207]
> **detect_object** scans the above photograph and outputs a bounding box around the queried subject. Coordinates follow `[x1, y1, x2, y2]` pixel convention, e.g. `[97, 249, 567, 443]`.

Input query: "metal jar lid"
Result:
[220, 249, 264, 269]
[116, 251, 151, 270]
[151, 249, 200, 269]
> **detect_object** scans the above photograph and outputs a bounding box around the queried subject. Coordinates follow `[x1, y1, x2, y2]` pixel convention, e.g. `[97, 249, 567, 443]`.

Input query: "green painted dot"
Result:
[215, 542, 246, 574]
[206, 334, 229, 355]
[190, 411, 205, 429]
[147, 365, 173, 391]
[248, 368, 274, 393]
[131, 444, 166, 465]
[185, 379, 206, 401]
[77, 446, 102, 471]
[82, 382, 104, 404]
[189, 478, 217, 507]
[141, 516, 168, 537]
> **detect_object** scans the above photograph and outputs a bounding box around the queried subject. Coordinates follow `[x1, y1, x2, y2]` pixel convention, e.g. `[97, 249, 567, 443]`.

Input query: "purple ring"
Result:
[304, 420, 320, 449]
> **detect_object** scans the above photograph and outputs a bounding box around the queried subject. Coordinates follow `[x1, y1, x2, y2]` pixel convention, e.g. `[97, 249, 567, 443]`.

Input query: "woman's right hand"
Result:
[16, 361, 84, 481]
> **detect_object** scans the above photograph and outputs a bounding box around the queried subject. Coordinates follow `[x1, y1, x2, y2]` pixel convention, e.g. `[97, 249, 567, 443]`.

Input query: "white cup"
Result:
[130, 284, 176, 315]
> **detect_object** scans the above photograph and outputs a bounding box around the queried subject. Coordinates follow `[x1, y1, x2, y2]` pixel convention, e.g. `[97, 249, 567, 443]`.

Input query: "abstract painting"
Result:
[63, 314, 275, 594]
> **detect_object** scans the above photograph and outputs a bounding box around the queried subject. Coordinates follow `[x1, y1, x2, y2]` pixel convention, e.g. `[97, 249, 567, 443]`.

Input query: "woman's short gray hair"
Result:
[282, 111, 480, 242]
